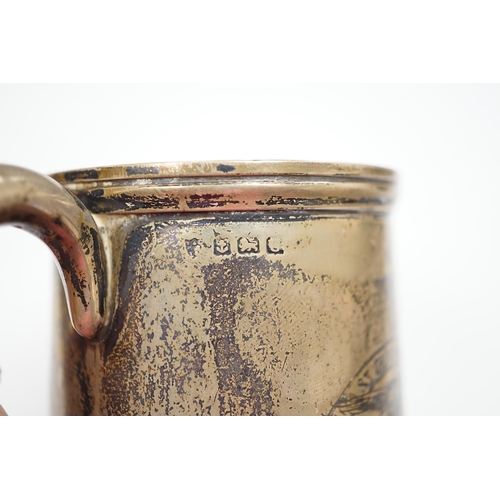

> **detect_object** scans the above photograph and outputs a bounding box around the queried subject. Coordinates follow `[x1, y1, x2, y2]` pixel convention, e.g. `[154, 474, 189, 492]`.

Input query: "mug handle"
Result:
[0, 165, 107, 340]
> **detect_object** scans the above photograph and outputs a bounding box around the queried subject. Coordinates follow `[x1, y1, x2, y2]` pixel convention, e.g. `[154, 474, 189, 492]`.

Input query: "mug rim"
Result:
[52, 160, 395, 184]
[51, 161, 396, 215]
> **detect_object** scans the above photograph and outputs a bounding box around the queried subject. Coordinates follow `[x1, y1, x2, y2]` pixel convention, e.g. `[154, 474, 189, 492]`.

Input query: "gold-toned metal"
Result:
[53, 160, 395, 215]
[2, 161, 400, 415]
[51, 160, 394, 183]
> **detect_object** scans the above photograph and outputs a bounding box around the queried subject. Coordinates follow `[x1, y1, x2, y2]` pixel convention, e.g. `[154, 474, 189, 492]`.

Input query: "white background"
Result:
[0, 84, 499, 415]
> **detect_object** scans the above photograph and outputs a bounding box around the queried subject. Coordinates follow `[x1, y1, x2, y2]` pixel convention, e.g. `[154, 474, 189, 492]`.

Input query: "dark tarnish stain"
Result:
[74, 190, 380, 214]
[256, 196, 360, 207]
[187, 193, 239, 210]
[79, 222, 106, 317]
[58, 295, 94, 415]
[68, 190, 92, 213]
[76, 340, 92, 416]
[101, 225, 307, 415]
[90, 227, 106, 316]
[101, 225, 155, 415]
[79, 223, 93, 256]
[49, 235, 88, 309]
[201, 255, 300, 416]
[53, 214, 398, 415]
[126, 165, 159, 176]
[64, 169, 99, 182]
[104, 226, 151, 360]
[78, 191, 180, 212]
[216, 164, 236, 173]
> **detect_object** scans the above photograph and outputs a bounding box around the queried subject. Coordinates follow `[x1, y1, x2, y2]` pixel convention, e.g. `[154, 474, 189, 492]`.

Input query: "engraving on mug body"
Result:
[54, 212, 399, 416]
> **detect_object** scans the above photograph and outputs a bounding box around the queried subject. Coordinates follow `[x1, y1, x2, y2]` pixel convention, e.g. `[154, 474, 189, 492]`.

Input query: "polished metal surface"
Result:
[1, 161, 399, 415]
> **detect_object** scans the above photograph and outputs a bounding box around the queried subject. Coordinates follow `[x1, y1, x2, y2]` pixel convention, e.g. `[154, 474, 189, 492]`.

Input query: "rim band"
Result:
[53, 161, 396, 214]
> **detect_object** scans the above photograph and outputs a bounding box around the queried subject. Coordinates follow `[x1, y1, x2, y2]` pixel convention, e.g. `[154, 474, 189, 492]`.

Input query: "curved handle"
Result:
[0, 165, 107, 339]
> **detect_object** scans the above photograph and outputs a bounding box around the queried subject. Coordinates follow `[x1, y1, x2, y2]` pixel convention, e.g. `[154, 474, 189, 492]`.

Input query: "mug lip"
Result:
[52, 161, 396, 215]
[52, 160, 395, 184]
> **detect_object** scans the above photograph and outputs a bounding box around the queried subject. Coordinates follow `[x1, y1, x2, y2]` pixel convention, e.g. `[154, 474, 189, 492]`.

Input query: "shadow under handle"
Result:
[0, 165, 107, 340]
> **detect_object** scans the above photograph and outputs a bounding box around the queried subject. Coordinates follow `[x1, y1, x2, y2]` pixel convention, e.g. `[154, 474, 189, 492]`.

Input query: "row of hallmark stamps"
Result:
[185, 236, 284, 257]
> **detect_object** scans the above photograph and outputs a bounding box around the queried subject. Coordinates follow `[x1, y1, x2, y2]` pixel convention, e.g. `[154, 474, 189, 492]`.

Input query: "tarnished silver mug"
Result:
[0, 161, 399, 415]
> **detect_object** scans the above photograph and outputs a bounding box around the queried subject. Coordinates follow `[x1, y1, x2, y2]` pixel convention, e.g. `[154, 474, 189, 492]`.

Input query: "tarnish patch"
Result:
[216, 164, 236, 173]
[187, 194, 239, 210]
[201, 256, 297, 415]
[256, 195, 358, 206]
[79, 191, 180, 212]
[126, 166, 159, 176]
[80, 216, 398, 416]
[64, 169, 99, 182]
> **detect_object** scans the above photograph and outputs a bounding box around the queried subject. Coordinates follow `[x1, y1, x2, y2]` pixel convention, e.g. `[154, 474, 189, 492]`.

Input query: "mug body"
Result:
[50, 161, 400, 416]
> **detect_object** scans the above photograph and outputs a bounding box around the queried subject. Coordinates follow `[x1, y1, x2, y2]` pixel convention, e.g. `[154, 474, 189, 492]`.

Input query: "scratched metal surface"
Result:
[52, 209, 399, 415]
